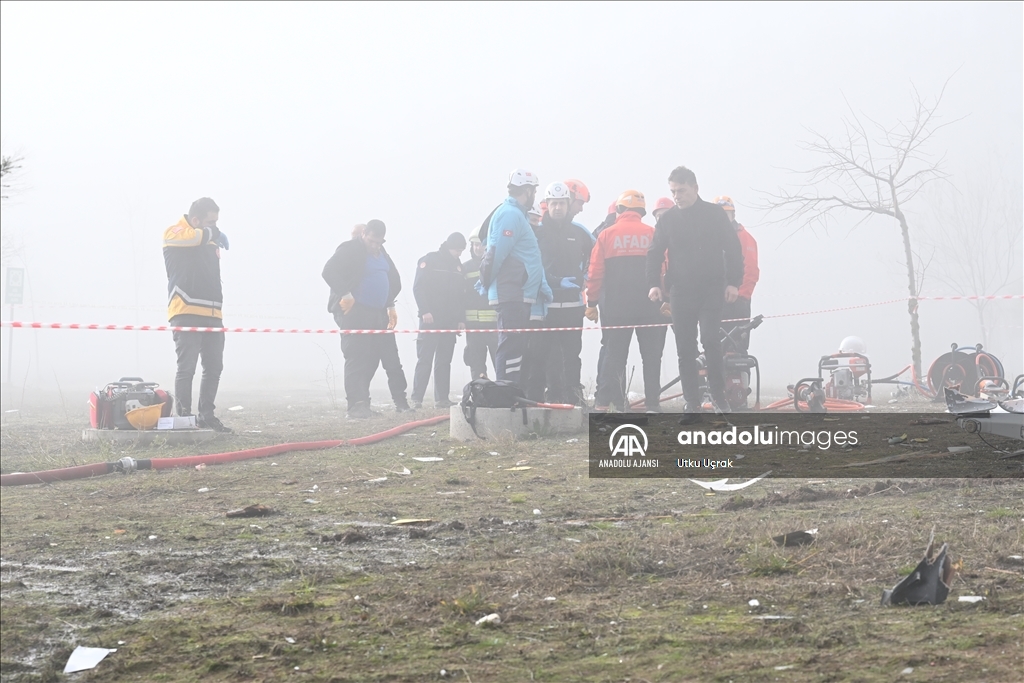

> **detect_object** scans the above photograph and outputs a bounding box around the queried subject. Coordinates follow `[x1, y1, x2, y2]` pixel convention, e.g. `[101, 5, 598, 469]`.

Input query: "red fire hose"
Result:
[0, 414, 451, 487]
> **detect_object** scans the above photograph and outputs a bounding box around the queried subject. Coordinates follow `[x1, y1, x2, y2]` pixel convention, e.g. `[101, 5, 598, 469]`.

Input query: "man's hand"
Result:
[387, 307, 398, 330]
[584, 307, 599, 322]
[339, 295, 355, 315]
[724, 286, 739, 304]
[648, 287, 663, 302]
[660, 302, 672, 318]
[422, 312, 434, 324]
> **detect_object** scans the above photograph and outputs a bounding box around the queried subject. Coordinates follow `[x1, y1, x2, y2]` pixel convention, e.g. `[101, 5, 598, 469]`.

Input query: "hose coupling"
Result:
[115, 456, 138, 474]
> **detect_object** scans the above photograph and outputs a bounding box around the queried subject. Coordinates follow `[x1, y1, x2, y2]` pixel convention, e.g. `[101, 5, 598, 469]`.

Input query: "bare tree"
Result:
[762, 78, 960, 380]
[923, 162, 1023, 348]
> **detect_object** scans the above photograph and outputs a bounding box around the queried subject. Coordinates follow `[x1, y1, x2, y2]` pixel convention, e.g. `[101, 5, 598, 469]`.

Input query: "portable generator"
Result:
[817, 336, 872, 403]
[694, 314, 763, 410]
[89, 377, 173, 430]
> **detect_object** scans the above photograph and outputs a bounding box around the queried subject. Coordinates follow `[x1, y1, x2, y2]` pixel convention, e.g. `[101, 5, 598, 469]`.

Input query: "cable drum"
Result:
[927, 344, 1005, 395]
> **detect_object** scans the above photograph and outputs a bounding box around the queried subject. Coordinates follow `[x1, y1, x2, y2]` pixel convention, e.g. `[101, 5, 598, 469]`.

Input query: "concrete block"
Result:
[449, 404, 585, 441]
[82, 428, 219, 446]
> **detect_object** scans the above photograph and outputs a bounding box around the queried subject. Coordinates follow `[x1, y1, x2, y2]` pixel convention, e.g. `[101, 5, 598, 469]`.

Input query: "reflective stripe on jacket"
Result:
[163, 216, 223, 320]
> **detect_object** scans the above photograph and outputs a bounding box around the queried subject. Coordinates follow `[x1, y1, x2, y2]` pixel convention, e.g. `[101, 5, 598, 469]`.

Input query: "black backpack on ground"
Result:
[460, 379, 529, 438]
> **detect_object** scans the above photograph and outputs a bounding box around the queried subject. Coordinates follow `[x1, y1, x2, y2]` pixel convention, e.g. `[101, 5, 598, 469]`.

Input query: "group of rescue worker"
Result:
[162, 164, 759, 428]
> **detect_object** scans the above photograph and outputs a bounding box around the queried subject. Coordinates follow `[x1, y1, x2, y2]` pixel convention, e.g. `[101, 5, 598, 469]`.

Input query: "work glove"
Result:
[660, 302, 672, 317]
[560, 276, 580, 290]
[387, 307, 398, 330]
[474, 279, 486, 296]
[214, 230, 230, 250]
[339, 294, 355, 315]
[585, 307, 599, 323]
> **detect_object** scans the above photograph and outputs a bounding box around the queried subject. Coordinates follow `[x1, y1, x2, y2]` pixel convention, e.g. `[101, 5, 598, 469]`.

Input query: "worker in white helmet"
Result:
[478, 169, 552, 385]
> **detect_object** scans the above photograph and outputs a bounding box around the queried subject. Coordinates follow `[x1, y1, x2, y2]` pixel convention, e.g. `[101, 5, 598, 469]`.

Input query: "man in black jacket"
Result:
[411, 232, 467, 409]
[530, 181, 595, 404]
[647, 166, 743, 416]
[322, 219, 402, 419]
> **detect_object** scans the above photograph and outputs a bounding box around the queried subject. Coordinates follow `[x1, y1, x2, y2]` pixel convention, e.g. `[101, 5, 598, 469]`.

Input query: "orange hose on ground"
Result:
[0, 414, 450, 487]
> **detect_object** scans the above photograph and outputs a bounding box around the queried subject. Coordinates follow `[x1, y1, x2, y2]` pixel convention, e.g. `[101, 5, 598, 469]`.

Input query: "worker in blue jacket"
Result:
[478, 168, 552, 385]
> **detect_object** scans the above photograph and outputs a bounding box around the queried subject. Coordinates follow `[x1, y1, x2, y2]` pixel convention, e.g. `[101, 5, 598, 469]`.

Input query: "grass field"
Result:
[1, 392, 1022, 682]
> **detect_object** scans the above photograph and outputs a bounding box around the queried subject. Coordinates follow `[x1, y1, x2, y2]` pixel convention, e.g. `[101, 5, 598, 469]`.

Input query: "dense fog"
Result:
[1, 2, 1021, 410]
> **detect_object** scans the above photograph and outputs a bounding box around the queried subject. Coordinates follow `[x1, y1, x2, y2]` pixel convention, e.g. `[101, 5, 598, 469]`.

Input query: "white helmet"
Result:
[508, 168, 539, 187]
[544, 181, 572, 201]
[839, 336, 866, 354]
[527, 204, 542, 217]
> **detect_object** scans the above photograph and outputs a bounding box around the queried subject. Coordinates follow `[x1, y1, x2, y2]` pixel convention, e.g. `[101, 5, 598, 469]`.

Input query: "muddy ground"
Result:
[1, 391, 1022, 682]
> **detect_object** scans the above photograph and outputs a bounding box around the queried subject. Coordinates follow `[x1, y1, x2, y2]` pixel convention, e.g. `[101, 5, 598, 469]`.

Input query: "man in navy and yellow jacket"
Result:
[462, 234, 498, 379]
[162, 197, 232, 432]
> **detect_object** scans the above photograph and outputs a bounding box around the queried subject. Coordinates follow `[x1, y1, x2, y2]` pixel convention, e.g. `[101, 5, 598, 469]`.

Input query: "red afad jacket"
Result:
[586, 211, 662, 324]
[736, 224, 759, 300]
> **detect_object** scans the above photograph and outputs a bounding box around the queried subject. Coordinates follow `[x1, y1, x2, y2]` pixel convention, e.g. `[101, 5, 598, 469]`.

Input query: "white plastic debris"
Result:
[947, 446, 972, 454]
[304, 499, 319, 504]
[413, 457, 443, 462]
[197, 487, 210, 493]
[901, 667, 914, 675]
[475, 613, 501, 626]
[748, 599, 760, 607]
[64, 646, 116, 673]
[365, 477, 388, 483]
[565, 438, 579, 443]
[148, 535, 157, 540]
[543, 596, 557, 602]
[775, 665, 795, 670]
[285, 637, 296, 644]
[533, 509, 541, 515]
[958, 595, 986, 603]
[447, 449, 455, 455]
[489, 451, 499, 456]
[228, 405, 244, 411]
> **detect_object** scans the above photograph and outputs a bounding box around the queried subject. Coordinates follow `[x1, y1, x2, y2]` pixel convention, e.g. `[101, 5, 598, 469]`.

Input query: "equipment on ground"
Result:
[460, 379, 576, 438]
[872, 342, 1007, 400]
[648, 314, 763, 412]
[818, 348, 872, 403]
[944, 380, 1024, 442]
[89, 377, 172, 430]
[762, 337, 871, 413]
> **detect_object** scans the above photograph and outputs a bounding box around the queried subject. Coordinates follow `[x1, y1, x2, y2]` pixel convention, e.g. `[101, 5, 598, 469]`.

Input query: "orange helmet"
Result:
[564, 179, 590, 204]
[714, 195, 735, 211]
[654, 197, 674, 212]
[616, 189, 646, 211]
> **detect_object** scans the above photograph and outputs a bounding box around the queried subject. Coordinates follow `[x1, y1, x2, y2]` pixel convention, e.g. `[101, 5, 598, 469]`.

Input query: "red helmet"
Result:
[564, 179, 590, 204]
[654, 197, 674, 212]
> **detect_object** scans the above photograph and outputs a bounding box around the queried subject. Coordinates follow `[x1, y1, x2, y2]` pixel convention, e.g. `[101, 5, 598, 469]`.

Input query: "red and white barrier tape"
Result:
[1, 295, 1019, 334]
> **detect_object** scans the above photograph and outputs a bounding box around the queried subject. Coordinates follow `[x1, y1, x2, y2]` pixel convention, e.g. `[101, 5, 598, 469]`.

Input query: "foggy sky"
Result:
[1, 1, 1021, 404]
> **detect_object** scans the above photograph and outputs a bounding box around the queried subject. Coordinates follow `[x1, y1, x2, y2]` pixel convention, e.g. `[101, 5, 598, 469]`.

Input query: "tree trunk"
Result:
[974, 302, 988, 349]
[891, 180, 923, 381]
